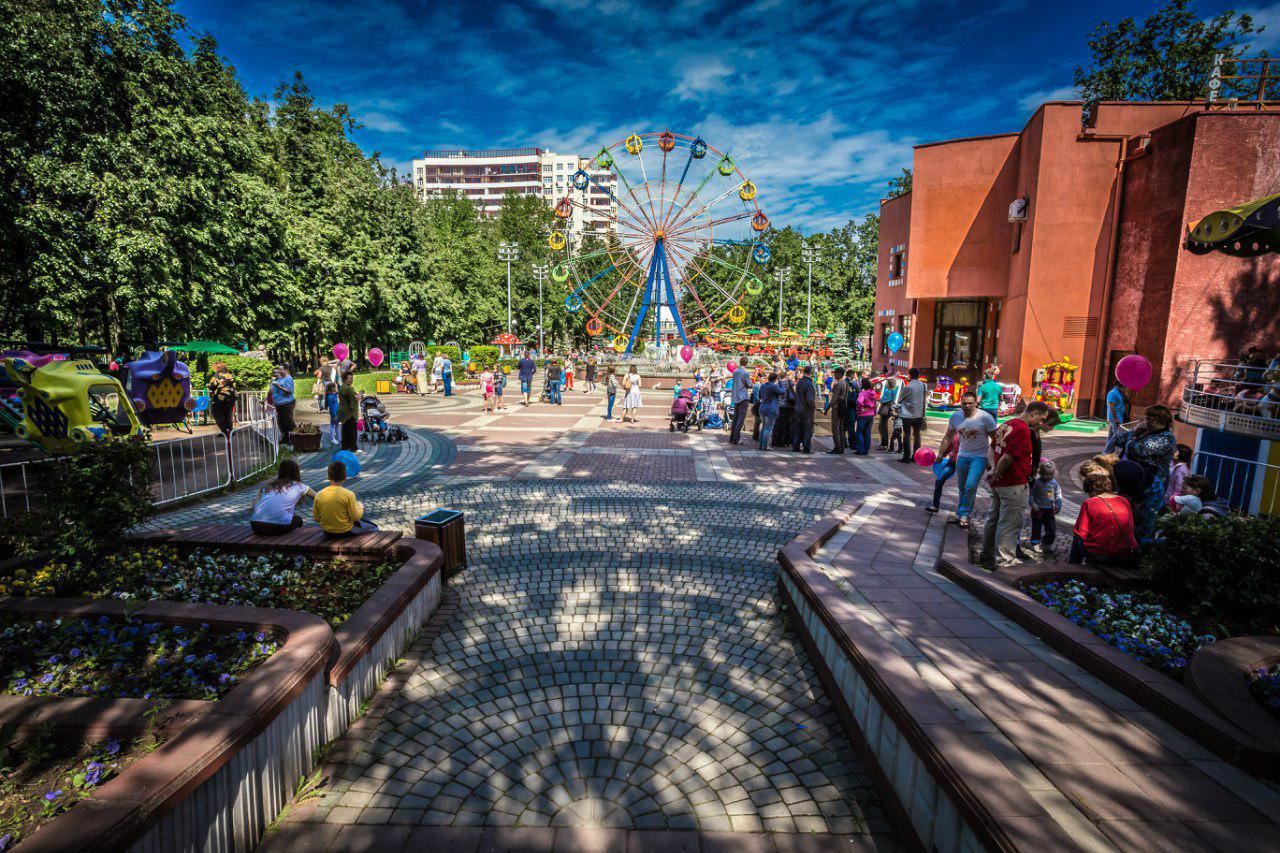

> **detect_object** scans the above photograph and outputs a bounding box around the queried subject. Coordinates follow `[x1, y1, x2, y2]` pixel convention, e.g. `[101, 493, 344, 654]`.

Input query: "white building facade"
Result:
[412, 148, 617, 238]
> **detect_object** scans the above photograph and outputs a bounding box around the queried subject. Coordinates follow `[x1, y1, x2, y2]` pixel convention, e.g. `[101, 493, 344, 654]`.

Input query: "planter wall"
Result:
[129, 529, 444, 743]
[938, 532, 1280, 776]
[2, 598, 332, 853]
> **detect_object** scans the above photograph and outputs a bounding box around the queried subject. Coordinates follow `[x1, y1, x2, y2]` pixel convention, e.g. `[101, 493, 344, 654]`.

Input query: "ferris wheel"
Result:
[548, 131, 771, 354]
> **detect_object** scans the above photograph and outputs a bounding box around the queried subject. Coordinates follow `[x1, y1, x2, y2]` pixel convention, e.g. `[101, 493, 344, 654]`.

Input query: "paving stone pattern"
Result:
[300, 482, 888, 836]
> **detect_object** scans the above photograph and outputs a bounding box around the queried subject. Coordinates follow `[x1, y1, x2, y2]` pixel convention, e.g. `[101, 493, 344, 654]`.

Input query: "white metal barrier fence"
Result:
[1, 392, 281, 518]
[151, 395, 280, 506]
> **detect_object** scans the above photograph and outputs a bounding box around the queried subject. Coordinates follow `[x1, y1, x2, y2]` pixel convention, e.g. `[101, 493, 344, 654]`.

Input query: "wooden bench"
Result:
[130, 524, 402, 558]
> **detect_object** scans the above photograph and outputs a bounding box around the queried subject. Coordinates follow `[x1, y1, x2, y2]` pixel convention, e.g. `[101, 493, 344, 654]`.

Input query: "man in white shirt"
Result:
[936, 390, 997, 524]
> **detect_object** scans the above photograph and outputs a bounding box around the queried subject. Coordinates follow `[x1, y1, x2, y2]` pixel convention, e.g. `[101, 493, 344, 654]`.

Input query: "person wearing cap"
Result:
[1172, 494, 1203, 515]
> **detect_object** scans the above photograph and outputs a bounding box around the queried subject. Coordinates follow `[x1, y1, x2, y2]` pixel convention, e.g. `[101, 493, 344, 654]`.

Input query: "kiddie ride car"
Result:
[122, 349, 194, 430]
[0, 357, 146, 454]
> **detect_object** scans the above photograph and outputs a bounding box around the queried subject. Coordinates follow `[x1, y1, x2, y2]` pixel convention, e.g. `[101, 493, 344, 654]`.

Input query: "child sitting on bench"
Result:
[250, 459, 315, 535]
[314, 460, 379, 537]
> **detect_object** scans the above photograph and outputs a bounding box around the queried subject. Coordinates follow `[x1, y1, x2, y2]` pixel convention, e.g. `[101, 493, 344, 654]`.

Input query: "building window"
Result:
[900, 315, 912, 348]
[880, 321, 894, 356]
[887, 244, 906, 285]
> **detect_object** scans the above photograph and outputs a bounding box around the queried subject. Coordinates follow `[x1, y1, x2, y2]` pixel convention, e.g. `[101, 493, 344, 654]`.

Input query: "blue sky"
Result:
[177, 0, 1277, 231]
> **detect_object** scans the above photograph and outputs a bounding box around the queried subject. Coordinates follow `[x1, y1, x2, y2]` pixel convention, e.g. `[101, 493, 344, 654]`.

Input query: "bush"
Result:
[429, 345, 461, 364]
[1145, 513, 1280, 636]
[192, 355, 274, 391]
[468, 345, 499, 369]
[1, 438, 152, 564]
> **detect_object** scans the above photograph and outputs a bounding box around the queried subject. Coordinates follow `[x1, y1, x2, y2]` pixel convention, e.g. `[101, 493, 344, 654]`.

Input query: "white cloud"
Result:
[674, 58, 734, 100]
[361, 111, 408, 133]
[1017, 85, 1078, 113]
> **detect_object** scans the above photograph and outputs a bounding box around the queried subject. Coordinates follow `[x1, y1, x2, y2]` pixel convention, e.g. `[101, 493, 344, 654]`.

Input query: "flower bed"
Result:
[1, 615, 278, 701]
[1, 548, 398, 629]
[0, 735, 141, 851]
[1249, 664, 1280, 721]
[1023, 579, 1215, 679]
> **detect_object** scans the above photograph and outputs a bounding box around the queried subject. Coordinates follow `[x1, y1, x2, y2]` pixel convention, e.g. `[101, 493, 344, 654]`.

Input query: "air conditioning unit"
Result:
[1008, 196, 1029, 222]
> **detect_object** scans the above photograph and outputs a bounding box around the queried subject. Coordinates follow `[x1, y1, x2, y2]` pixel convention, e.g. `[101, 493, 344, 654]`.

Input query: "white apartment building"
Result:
[411, 148, 617, 238]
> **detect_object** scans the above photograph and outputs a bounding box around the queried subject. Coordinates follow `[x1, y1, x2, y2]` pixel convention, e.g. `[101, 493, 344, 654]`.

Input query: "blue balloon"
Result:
[333, 450, 360, 478]
[887, 332, 905, 354]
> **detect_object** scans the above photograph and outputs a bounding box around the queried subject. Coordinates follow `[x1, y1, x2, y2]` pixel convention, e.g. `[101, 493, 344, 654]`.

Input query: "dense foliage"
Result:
[0, 439, 152, 564]
[0, 0, 880, 364]
[0, 615, 278, 700]
[1145, 513, 1280, 636]
[1073, 0, 1264, 108]
[1025, 580, 1215, 678]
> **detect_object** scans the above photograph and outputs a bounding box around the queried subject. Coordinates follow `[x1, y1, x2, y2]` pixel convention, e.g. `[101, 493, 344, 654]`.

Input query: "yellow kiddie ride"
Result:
[0, 357, 146, 454]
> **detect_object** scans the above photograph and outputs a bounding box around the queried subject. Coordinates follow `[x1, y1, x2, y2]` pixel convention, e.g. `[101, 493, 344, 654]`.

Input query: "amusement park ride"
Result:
[1, 346, 193, 455]
[549, 130, 770, 356]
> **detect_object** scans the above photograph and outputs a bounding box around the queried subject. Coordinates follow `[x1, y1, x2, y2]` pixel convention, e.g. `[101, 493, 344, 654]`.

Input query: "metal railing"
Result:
[1193, 449, 1280, 518]
[1179, 359, 1280, 441]
[151, 395, 279, 505]
[0, 459, 43, 519]
[1, 397, 281, 518]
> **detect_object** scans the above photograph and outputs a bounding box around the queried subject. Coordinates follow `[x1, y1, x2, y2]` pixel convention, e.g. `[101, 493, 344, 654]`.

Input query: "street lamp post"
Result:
[801, 244, 821, 335]
[498, 241, 519, 336]
[532, 263, 549, 356]
[775, 266, 791, 331]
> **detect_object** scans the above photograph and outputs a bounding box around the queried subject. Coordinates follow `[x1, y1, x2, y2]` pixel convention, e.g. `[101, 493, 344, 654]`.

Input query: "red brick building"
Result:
[871, 101, 1280, 415]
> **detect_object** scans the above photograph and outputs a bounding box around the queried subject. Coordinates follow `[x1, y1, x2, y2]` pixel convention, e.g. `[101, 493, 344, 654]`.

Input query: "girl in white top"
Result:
[622, 366, 643, 422]
[250, 459, 316, 535]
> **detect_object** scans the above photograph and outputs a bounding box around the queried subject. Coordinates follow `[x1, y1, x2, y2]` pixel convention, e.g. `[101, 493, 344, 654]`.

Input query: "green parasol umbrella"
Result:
[172, 340, 240, 354]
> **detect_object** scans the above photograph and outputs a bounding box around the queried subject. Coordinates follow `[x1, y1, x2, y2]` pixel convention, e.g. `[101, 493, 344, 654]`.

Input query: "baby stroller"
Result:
[669, 389, 693, 432]
[359, 394, 389, 443]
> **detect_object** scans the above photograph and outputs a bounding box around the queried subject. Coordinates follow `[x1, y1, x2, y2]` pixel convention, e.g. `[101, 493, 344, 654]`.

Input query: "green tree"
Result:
[886, 168, 912, 198]
[1073, 0, 1263, 106]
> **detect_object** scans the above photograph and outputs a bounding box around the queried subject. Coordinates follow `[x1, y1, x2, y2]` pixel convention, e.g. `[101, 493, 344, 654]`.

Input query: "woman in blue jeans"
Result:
[757, 373, 782, 450]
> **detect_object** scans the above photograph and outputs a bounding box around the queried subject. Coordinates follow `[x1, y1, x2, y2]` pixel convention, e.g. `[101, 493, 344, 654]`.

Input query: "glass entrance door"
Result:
[932, 300, 987, 372]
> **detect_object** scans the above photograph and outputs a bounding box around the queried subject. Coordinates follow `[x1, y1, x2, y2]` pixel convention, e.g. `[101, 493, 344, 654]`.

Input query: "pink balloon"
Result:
[726, 360, 738, 373]
[333, 343, 350, 362]
[368, 347, 385, 368]
[914, 447, 937, 467]
[1115, 354, 1152, 390]
[679, 345, 694, 363]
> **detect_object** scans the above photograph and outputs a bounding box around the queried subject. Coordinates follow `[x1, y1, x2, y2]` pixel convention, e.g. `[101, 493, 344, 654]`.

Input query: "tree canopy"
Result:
[0, 0, 881, 364]
[1073, 0, 1264, 106]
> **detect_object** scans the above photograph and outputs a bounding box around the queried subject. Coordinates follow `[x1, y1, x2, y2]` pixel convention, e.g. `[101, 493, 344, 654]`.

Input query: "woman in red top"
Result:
[1069, 471, 1138, 567]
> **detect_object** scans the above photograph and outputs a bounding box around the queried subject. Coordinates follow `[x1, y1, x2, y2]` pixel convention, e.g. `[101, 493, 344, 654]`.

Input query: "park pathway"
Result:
[263, 481, 896, 850]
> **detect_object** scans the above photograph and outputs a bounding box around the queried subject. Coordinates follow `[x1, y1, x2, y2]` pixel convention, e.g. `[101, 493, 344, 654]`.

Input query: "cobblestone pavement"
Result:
[290, 482, 890, 839]
[197, 386, 1105, 850]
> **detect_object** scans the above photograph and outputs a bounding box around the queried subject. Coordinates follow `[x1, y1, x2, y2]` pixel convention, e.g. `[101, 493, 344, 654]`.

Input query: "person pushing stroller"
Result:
[669, 388, 694, 432]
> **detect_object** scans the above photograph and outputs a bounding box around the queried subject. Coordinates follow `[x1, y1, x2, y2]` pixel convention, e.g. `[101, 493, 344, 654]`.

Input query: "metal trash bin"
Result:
[414, 508, 466, 575]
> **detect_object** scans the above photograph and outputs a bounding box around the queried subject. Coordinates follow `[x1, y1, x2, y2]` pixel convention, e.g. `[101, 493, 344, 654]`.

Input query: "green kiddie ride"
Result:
[0, 357, 146, 454]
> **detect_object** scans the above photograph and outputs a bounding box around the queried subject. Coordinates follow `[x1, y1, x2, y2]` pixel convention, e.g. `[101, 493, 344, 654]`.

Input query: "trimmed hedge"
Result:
[192, 354, 273, 391]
